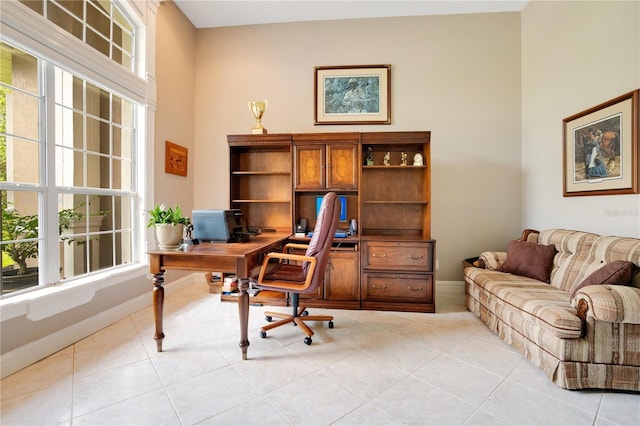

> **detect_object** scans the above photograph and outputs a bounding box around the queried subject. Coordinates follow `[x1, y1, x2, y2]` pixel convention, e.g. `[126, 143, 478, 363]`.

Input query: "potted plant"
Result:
[1, 197, 108, 291]
[147, 204, 190, 249]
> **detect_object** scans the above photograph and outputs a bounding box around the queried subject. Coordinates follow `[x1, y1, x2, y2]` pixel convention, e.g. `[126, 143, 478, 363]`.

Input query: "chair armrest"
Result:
[264, 251, 315, 265]
[572, 285, 640, 324]
[256, 252, 317, 292]
[283, 243, 309, 252]
[478, 251, 507, 271]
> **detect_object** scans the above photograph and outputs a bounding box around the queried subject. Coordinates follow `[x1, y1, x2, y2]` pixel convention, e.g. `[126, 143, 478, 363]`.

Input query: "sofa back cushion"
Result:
[571, 236, 640, 293]
[538, 229, 600, 292]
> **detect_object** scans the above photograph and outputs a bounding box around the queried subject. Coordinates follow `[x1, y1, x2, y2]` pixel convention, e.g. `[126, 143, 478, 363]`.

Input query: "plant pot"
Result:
[154, 223, 184, 249]
[2, 267, 39, 293]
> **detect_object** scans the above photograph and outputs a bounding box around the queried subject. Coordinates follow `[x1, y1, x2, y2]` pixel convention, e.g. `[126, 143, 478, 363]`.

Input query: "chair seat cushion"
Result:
[263, 263, 306, 283]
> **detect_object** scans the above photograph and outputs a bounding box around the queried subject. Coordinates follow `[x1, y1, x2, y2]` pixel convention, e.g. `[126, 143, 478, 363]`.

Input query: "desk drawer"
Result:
[362, 273, 433, 303]
[363, 241, 434, 272]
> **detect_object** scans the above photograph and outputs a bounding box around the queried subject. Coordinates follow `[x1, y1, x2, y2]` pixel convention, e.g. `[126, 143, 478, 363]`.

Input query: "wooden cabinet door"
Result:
[295, 145, 325, 189]
[327, 145, 358, 189]
[325, 251, 359, 301]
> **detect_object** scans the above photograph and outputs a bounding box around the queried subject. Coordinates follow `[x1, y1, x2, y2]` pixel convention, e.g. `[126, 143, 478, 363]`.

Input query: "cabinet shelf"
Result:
[231, 199, 290, 203]
[363, 200, 428, 205]
[363, 165, 427, 169]
[232, 171, 290, 175]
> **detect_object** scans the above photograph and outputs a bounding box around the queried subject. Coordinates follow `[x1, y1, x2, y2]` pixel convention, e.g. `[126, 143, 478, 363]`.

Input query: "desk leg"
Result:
[152, 272, 165, 352]
[237, 278, 250, 360]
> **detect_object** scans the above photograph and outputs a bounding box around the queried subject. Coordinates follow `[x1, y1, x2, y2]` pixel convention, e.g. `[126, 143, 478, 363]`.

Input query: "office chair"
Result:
[256, 192, 340, 345]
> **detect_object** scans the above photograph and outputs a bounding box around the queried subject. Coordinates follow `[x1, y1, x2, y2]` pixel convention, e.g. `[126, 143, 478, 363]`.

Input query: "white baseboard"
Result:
[1, 273, 197, 379]
[436, 280, 465, 292]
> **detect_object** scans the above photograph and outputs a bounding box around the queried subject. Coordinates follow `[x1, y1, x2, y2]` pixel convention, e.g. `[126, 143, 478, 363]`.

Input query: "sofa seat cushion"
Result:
[465, 268, 582, 338]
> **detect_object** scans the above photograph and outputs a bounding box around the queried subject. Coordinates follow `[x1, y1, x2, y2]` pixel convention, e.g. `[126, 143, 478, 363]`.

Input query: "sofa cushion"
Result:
[500, 240, 557, 283]
[538, 229, 600, 292]
[571, 260, 634, 297]
[465, 268, 582, 338]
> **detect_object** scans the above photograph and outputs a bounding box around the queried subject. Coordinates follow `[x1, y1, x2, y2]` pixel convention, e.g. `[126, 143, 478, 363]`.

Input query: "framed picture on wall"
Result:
[562, 89, 639, 196]
[165, 140, 188, 177]
[314, 65, 391, 125]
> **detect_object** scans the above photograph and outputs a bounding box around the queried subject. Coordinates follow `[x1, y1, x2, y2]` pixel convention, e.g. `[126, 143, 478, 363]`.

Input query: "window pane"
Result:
[1, 43, 41, 186]
[112, 126, 132, 159]
[115, 195, 132, 229]
[87, 1, 110, 38]
[99, 195, 114, 231]
[116, 230, 132, 265]
[112, 158, 132, 190]
[57, 0, 84, 20]
[86, 115, 110, 155]
[47, 1, 83, 41]
[86, 28, 110, 58]
[58, 193, 111, 279]
[54, 106, 80, 148]
[18, 1, 44, 15]
[4, 137, 40, 184]
[1, 42, 39, 95]
[5, 90, 40, 140]
[2, 190, 41, 294]
[86, 82, 110, 121]
[112, 96, 132, 127]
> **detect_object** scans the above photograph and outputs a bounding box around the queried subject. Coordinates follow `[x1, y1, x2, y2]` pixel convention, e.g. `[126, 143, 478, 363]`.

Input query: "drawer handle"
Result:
[372, 284, 387, 289]
[408, 254, 423, 260]
[408, 286, 423, 292]
[372, 253, 387, 258]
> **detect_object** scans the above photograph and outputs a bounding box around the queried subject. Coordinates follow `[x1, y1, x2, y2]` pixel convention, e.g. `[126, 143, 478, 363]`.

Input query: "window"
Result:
[1, 0, 145, 297]
[19, 0, 134, 70]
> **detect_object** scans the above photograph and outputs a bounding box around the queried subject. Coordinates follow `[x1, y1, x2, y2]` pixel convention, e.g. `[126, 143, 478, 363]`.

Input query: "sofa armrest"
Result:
[572, 285, 640, 324]
[478, 251, 507, 271]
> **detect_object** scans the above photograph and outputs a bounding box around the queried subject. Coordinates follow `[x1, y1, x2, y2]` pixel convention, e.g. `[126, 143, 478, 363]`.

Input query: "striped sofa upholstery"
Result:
[464, 229, 640, 391]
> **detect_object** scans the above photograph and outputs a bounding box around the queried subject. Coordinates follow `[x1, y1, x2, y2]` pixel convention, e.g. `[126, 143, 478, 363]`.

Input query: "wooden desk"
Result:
[147, 232, 289, 360]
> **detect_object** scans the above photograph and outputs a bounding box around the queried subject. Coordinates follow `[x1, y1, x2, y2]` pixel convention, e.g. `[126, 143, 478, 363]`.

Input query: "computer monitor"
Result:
[316, 195, 347, 222]
[192, 209, 247, 242]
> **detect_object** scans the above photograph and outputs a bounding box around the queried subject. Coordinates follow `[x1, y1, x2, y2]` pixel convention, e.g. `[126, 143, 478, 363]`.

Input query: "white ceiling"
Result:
[173, 0, 528, 29]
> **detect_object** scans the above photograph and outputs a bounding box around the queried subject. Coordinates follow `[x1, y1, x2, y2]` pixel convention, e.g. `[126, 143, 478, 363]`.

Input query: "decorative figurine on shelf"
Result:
[401, 152, 408, 166]
[383, 151, 391, 166]
[366, 146, 374, 166]
[413, 152, 424, 166]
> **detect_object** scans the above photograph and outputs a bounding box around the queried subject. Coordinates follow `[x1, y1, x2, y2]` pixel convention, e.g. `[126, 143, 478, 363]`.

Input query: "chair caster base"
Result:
[304, 336, 312, 345]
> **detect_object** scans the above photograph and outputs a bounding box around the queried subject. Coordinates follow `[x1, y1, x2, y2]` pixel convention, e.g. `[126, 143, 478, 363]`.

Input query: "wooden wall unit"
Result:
[227, 131, 434, 312]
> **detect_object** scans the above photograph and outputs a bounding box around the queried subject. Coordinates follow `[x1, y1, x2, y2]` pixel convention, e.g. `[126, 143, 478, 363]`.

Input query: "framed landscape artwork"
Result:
[563, 90, 639, 196]
[314, 65, 391, 125]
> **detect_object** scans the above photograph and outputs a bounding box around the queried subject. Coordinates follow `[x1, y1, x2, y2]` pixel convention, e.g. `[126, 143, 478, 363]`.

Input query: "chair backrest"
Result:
[302, 192, 341, 292]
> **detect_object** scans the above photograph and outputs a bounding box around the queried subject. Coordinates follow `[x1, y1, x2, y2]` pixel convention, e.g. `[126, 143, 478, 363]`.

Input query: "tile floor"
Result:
[1, 282, 639, 426]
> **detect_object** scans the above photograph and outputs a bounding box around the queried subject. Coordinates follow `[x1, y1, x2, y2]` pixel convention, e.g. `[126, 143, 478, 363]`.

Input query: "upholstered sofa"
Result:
[464, 228, 640, 391]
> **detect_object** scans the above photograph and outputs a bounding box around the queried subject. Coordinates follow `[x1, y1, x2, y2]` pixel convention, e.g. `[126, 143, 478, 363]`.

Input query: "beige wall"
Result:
[521, 0, 640, 237]
[192, 13, 523, 280]
[155, 0, 196, 217]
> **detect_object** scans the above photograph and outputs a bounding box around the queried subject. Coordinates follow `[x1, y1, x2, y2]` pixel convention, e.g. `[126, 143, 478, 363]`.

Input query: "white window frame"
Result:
[0, 0, 157, 309]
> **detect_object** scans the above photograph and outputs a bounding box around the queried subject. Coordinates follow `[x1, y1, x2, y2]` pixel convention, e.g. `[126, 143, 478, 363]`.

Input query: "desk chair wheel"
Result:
[302, 310, 309, 316]
[260, 330, 267, 338]
[265, 315, 273, 322]
[304, 336, 312, 345]
[328, 321, 334, 329]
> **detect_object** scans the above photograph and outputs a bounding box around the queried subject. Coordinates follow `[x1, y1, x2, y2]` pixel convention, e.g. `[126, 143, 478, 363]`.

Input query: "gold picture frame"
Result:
[165, 140, 188, 177]
[562, 90, 639, 196]
[314, 65, 391, 125]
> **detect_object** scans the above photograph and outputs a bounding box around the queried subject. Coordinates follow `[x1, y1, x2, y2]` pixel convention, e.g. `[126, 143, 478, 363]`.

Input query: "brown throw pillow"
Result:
[571, 260, 634, 297]
[500, 240, 557, 283]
